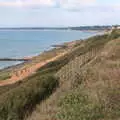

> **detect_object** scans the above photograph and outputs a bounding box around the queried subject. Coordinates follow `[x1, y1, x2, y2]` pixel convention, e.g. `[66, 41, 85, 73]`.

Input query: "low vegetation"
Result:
[56, 87, 105, 120]
[0, 72, 11, 80]
[55, 29, 120, 120]
[0, 29, 120, 120]
[27, 29, 120, 120]
[0, 74, 58, 120]
[0, 74, 10, 80]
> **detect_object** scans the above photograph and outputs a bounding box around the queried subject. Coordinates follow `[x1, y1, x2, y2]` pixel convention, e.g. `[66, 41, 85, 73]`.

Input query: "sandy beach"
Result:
[0, 49, 68, 86]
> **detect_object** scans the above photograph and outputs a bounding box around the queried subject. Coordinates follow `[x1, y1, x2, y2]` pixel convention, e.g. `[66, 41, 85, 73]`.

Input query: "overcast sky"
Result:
[0, 0, 120, 27]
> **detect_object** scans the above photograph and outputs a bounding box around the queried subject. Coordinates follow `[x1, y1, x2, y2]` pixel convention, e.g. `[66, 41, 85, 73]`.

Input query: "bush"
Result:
[56, 89, 105, 120]
[56, 88, 120, 120]
[109, 29, 120, 40]
[0, 74, 58, 120]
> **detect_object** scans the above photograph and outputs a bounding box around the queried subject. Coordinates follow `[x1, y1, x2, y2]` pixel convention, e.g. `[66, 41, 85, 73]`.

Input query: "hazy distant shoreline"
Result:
[0, 26, 111, 31]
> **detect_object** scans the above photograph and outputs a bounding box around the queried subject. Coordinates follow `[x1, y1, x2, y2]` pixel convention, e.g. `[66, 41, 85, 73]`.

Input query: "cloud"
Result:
[58, 0, 96, 9]
[0, 0, 56, 7]
[0, 0, 120, 12]
[0, 0, 96, 8]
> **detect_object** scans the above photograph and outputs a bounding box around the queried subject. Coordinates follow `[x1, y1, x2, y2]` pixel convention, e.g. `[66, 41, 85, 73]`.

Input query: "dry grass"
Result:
[27, 31, 120, 120]
[0, 30, 120, 120]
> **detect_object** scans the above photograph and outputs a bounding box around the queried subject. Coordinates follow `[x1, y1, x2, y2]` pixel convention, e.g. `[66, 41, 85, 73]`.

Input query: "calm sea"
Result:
[0, 30, 97, 69]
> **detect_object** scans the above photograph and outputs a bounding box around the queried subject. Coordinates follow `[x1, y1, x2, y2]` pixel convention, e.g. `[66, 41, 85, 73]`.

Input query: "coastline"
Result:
[0, 41, 71, 72]
[0, 29, 99, 70]
[0, 30, 105, 72]
[0, 30, 106, 86]
[0, 36, 84, 86]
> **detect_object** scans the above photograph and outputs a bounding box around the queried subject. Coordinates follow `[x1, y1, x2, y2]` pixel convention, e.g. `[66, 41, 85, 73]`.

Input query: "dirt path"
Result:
[0, 52, 67, 86]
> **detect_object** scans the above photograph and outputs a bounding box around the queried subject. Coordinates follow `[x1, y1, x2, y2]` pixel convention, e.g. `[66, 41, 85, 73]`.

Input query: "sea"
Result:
[0, 30, 98, 69]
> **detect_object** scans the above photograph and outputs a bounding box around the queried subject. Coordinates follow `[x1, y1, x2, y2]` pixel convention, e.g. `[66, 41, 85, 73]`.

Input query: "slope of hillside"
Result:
[55, 30, 120, 120]
[27, 30, 120, 120]
[0, 29, 120, 120]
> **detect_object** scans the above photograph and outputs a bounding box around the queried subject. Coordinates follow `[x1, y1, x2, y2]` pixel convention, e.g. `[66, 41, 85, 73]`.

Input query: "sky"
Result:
[0, 0, 120, 27]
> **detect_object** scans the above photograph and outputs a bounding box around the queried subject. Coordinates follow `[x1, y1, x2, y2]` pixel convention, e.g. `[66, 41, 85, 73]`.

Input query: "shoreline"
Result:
[0, 46, 65, 72]
[0, 30, 107, 86]
[0, 29, 104, 33]
[0, 30, 105, 72]
[0, 51, 68, 86]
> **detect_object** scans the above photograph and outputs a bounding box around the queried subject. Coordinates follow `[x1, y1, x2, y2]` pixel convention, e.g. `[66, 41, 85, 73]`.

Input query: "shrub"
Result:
[0, 74, 58, 120]
[56, 89, 105, 120]
[109, 29, 120, 40]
